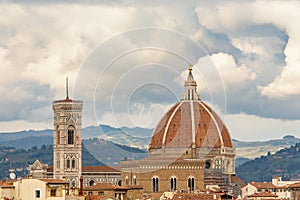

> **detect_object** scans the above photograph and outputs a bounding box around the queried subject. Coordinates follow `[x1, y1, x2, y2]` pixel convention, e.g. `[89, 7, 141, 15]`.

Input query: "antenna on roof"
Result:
[66, 77, 69, 99]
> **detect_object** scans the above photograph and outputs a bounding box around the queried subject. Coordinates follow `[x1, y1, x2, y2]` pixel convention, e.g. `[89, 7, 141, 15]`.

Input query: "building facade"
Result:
[121, 66, 236, 199]
[13, 178, 69, 200]
[52, 95, 83, 187]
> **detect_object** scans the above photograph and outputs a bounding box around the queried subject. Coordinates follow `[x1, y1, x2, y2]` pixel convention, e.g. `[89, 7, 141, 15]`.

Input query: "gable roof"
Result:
[249, 182, 277, 189]
[248, 192, 278, 197]
[288, 182, 300, 188]
[231, 175, 246, 187]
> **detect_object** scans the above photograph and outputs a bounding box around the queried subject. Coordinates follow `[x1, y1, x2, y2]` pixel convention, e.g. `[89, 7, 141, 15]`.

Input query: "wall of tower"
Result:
[52, 100, 83, 188]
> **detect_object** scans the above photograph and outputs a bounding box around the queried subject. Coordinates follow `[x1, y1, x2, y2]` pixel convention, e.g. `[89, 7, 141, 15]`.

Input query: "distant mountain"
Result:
[83, 138, 147, 166]
[0, 126, 299, 167]
[0, 129, 52, 142]
[234, 135, 300, 166]
[236, 142, 300, 183]
[0, 135, 53, 149]
[0, 124, 152, 149]
[82, 125, 152, 149]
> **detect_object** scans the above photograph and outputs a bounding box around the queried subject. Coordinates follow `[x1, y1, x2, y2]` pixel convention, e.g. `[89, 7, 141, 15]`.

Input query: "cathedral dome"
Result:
[149, 66, 233, 153]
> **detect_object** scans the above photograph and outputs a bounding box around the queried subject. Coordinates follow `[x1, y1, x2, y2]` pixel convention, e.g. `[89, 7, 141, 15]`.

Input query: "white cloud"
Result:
[98, 103, 172, 129]
[0, 120, 52, 133]
[210, 53, 256, 85]
[231, 37, 268, 57]
[195, 1, 300, 99]
[0, 1, 299, 138]
[225, 113, 300, 141]
[182, 53, 256, 94]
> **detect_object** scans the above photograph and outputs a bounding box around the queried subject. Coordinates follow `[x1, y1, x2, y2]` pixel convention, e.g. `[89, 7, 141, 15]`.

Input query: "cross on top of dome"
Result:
[181, 65, 200, 101]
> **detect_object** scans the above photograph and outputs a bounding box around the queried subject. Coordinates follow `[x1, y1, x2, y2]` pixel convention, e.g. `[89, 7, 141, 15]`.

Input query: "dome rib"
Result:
[190, 101, 196, 145]
[162, 101, 183, 146]
[148, 66, 233, 154]
[199, 101, 224, 147]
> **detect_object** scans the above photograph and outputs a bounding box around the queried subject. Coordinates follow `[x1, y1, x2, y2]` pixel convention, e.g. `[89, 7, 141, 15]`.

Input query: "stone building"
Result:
[13, 178, 69, 200]
[29, 80, 121, 189]
[52, 94, 83, 187]
[121, 66, 236, 199]
[83, 182, 143, 200]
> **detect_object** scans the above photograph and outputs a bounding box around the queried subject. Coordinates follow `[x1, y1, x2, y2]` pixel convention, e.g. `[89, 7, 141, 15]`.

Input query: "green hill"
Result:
[0, 144, 102, 180]
[236, 142, 300, 183]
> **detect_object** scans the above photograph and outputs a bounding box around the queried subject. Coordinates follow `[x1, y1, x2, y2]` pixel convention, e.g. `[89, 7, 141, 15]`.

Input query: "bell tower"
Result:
[52, 78, 83, 188]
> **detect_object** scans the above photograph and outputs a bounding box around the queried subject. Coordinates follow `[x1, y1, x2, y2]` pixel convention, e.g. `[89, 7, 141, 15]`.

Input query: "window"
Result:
[56, 159, 60, 169]
[67, 159, 70, 169]
[205, 161, 211, 169]
[72, 181, 76, 187]
[57, 129, 60, 145]
[98, 191, 104, 196]
[170, 176, 177, 191]
[72, 159, 76, 168]
[152, 176, 159, 192]
[88, 191, 92, 196]
[125, 176, 129, 185]
[188, 177, 194, 192]
[133, 176, 137, 185]
[35, 190, 41, 198]
[50, 189, 56, 197]
[67, 126, 75, 144]
[89, 180, 95, 186]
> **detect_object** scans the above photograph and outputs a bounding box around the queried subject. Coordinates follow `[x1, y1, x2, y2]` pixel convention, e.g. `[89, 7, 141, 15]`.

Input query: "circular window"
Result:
[89, 180, 95, 186]
[205, 161, 211, 169]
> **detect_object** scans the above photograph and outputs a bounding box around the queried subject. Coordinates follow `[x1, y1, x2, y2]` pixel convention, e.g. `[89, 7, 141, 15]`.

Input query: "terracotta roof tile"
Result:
[172, 193, 218, 200]
[288, 182, 300, 188]
[39, 179, 68, 184]
[231, 175, 246, 187]
[149, 101, 233, 151]
[249, 182, 277, 189]
[84, 182, 117, 190]
[248, 192, 278, 197]
[82, 166, 120, 172]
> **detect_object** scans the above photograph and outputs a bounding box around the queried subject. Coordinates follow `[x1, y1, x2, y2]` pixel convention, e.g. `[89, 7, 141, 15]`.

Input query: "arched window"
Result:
[67, 126, 75, 144]
[133, 176, 137, 185]
[152, 176, 159, 192]
[56, 159, 60, 169]
[125, 176, 129, 185]
[170, 176, 177, 191]
[66, 159, 70, 169]
[188, 176, 195, 192]
[205, 161, 211, 169]
[72, 180, 76, 187]
[56, 125, 60, 145]
[72, 159, 76, 168]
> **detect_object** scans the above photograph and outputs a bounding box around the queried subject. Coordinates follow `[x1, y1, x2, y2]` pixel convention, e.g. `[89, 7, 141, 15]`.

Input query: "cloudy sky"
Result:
[0, 0, 300, 141]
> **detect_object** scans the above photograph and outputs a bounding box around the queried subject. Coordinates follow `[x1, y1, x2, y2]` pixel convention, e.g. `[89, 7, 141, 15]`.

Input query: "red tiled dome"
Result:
[149, 67, 233, 151]
[149, 101, 233, 150]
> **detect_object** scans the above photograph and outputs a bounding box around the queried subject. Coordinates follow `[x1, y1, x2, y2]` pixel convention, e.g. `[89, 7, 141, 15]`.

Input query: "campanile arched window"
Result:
[67, 125, 75, 144]
[170, 176, 177, 191]
[188, 176, 195, 192]
[56, 125, 60, 145]
[152, 176, 159, 192]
